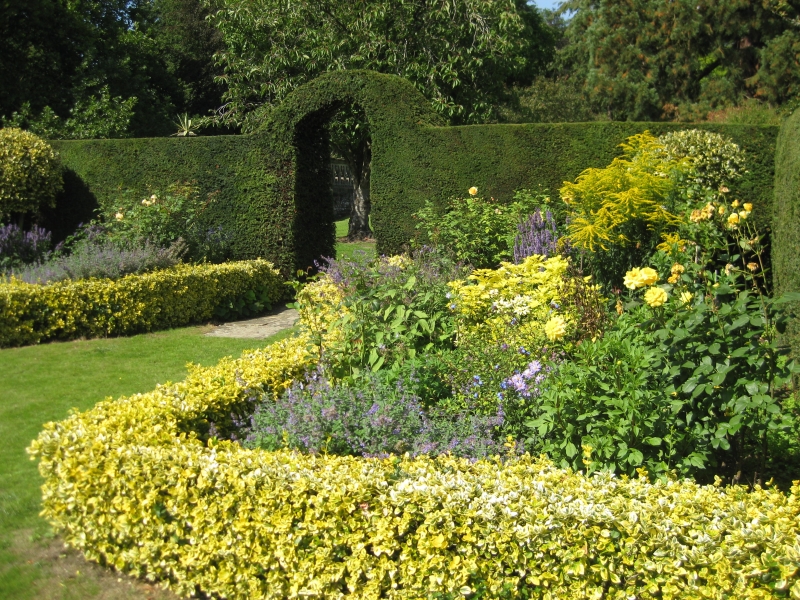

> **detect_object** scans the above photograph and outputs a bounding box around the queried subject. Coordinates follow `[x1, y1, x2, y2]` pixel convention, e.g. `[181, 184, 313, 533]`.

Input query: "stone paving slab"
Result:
[204, 306, 299, 339]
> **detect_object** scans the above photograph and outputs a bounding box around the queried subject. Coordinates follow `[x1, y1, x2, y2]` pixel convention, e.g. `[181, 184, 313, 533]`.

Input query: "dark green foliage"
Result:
[773, 108, 800, 364]
[213, 284, 275, 321]
[48, 134, 296, 273]
[375, 120, 778, 255]
[42, 71, 780, 287]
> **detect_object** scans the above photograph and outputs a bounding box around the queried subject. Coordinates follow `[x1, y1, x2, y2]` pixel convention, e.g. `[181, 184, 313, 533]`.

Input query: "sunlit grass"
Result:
[0, 325, 295, 599]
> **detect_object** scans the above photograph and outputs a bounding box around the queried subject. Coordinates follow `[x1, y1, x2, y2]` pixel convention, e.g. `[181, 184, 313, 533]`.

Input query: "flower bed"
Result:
[27, 128, 800, 597]
[0, 259, 284, 346]
[28, 335, 800, 598]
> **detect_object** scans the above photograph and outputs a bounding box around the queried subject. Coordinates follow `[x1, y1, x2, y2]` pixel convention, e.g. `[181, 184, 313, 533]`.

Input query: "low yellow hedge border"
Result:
[0, 259, 284, 346]
[28, 330, 800, 599]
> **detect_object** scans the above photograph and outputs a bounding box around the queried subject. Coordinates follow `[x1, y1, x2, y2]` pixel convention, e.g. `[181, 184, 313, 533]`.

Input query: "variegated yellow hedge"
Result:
[28, 331, 800, 599]
[0, 259, 284, 346]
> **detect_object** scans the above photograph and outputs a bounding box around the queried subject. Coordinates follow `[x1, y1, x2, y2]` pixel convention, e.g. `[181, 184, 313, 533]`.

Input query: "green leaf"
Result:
[729, 315, 750, 331]
[627, 449, 644, 465]
[710, 372, 726, 386]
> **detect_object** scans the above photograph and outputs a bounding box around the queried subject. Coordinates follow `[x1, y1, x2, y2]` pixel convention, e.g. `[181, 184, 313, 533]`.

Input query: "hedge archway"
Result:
[261, 70, 443, 271]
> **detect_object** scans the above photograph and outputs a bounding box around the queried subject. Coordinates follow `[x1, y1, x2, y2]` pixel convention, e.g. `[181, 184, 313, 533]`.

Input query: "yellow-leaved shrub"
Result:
[27, 325, 800, 598]
[448, 255, 577, 349]
[0, 259, 284, 346]
[295, 273, 348, 350]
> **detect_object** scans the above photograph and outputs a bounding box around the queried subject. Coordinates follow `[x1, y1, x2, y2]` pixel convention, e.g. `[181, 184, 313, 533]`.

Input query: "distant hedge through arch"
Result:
[261, 70, 444, 272]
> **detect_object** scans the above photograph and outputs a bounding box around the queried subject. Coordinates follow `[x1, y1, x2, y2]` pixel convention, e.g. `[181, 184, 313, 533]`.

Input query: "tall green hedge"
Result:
[42, 71, 780, 280]
[773, 108, 800, 361]
[44, 72, 440, 276]
[372, 121, 778, 254]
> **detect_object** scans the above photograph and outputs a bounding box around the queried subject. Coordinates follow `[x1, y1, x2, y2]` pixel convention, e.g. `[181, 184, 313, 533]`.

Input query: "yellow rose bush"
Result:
[0, 259, 284, 346]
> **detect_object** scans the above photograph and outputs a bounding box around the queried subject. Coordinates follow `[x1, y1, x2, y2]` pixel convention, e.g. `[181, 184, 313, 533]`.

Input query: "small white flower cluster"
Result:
[492, 294, 533, 317]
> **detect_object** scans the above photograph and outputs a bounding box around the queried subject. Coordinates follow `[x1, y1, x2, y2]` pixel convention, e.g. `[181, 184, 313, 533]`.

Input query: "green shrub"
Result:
[0, 259, 285, 347]
[0, 128, 63, 218]
[657, 128, 747, 192]
[298, 249, 469, 380]
[411, 188, 548, 269]
[99, 180, 232, 262]
[774, 107, 800, 368]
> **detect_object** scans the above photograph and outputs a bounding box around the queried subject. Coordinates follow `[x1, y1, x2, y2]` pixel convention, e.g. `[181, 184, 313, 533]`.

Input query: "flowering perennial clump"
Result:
[448, 254, 572, 347]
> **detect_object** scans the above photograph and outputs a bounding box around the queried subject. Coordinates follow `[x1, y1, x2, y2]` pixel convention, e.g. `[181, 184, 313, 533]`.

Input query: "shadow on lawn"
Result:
[7, 529, 180, 600]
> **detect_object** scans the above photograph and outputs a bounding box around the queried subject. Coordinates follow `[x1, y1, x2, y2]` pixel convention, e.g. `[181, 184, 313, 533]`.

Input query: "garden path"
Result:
[204, 305, 298, 339]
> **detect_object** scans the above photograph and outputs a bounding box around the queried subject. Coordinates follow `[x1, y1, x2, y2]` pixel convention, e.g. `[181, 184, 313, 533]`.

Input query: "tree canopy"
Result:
[205, 0, 557, 129]
[0, 0, 223, 138]
[550, 0, 800, 121]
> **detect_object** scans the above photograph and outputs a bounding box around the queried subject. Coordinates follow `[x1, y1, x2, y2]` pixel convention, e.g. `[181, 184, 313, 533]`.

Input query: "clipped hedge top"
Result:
[0, 259, 285, 346]
[28, 326, 800, 599]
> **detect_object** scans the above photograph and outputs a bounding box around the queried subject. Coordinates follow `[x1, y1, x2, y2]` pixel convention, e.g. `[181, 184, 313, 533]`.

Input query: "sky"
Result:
[533, 0, 563, 10]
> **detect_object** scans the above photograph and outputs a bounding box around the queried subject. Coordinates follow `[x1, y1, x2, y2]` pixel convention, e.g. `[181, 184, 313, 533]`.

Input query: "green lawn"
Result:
[335, 217, 376, 261]
[0, 324, 295, 599]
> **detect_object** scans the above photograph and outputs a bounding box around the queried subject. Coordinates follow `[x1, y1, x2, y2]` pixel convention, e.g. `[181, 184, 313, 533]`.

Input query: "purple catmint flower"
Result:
[0, 223, 52, 267]
[240, 369, 506, 460]
[513, 209, 560, 263]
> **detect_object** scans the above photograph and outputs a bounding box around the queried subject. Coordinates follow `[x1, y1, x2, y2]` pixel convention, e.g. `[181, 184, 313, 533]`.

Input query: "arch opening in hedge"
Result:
[263, 70, 443, 270]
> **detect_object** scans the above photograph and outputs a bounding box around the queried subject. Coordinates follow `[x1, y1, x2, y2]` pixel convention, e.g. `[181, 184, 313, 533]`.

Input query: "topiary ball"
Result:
[0, 127, 63, 218]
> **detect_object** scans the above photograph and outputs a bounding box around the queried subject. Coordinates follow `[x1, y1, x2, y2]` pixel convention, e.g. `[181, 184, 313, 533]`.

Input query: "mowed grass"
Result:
[335, 217, 376, 261]
[0, 324, 296, 599]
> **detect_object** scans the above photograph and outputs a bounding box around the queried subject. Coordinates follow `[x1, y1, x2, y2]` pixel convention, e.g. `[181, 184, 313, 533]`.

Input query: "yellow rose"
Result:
[670, 263, 685, 275]
[727, 213, 740, 226]
[747, 262, 759, 272]
[115, 212, 124, 221]
[644, 287, 668, 308]
[468, 186, 478, 196]
[637, 267, 658, 287]
[743, 203, 753, 211]
[544, 315, 567, 341]
[680, 291, 693, 305]
[718, 205, 726, 215]
[731, 199, 739, 207]
[667, 274, 679, 284]
[624, 267, 657, 290]
[738, 210, 748, 220]
[623, 268, 644, 290]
